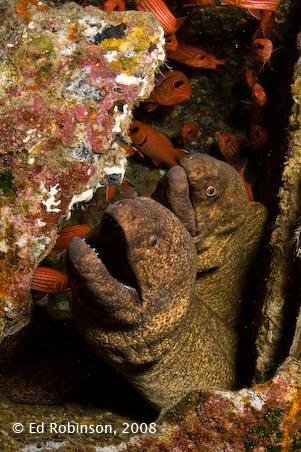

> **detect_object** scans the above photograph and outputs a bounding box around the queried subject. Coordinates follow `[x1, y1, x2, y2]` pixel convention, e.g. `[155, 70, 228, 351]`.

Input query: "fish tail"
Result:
[136, 0, 177, 34]
[144, 102, 158, 111]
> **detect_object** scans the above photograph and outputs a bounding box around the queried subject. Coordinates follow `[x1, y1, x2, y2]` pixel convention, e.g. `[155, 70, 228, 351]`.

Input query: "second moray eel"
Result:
[152, 153, 268, 328]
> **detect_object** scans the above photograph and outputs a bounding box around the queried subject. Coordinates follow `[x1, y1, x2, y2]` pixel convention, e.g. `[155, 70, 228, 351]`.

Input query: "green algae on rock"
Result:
[0, 0, 164, 339]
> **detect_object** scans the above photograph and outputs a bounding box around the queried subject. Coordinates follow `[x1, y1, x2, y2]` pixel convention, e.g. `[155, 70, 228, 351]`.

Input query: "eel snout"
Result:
[67, 212, 141, 314]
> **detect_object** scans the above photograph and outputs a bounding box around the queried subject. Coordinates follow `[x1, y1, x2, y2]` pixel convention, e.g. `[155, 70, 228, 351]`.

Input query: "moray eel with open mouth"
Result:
[152, 153, 268, 328]
[67, 197, 237, 411]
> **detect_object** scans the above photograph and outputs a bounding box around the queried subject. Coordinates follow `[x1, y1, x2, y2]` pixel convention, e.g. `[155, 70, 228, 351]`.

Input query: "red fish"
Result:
[106, 177, 135, 202]
[244, 70, 267, 105]
[136, 0, 186, 38]
[250, 103, 267, 127]
[245, 69, 259, 89]
[167, 43, 225, 69]
[253, 10, 275, 39]
[252, 38, 273, 68]
[218, 133, 241, 163]
[218, 134, 254, 201]
[31, 267, 70, 293]
[180, 122, 199, 143]
[222, 0, 281, 12]
[129, 120, 187, 167]
[233, 158, 254, 202]
[54, 224, 91, 252]
[250, 123, 269, 149]
[252, 82, 267, 106]
[144, 70, 192, 111]
[164, 33, 179, 51]
[103, 0, 126, 10]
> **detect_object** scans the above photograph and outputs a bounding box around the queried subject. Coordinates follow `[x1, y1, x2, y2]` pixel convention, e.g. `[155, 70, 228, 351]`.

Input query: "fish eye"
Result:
[174, 80, 184, 88]
[257, 43, 265, 49]
[205, 185, 218, 197]
[199, 54, 206, 60]
[131, 126, 139, 134]
[148, 235, 158, 247]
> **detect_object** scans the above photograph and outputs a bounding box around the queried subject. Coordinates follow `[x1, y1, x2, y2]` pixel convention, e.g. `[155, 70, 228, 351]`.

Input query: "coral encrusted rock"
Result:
[113, 358, 301, 452]
[0, 0, 164, 339]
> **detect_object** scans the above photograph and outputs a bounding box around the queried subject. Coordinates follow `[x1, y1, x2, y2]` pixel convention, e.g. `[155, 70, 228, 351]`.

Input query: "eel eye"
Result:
[148, 235, 158, 247]
[205, 185, 218, 197]
[131, 126, 139, 134]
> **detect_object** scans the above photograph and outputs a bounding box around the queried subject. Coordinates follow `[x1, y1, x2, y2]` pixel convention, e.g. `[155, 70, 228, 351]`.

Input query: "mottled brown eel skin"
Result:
[152, 153, 268, 329]
[67, 197, 237, 411]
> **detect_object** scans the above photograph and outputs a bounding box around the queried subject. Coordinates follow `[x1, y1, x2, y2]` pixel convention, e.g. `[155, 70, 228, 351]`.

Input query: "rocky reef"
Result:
[0, 0, 164, 339]
[116, 358, 301, 452]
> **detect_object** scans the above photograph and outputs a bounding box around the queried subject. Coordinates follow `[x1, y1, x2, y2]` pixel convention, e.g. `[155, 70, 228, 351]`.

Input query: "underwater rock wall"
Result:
[255, 29, 301, 382]
[0, 0, 164, 339]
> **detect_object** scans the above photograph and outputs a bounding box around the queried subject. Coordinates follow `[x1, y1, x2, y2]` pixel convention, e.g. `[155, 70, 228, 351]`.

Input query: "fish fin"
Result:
[32, 290, 50, 303]
[244, 181, 254, 202]
[233, 157, 248, 176]
[122, 177, 135, 188]
[126, 146, 137, 157]
[152, 159, 161, 167]
[137, 149, 145, 158]
[213, 58, 226, 70]
[248, 8, 262, 19]
[174, 148, 189, 159]
[252, 28, 264, 40]
[144, 102, 158, 112]
[106, 185, 118, 202]
[176, 16, 187, 30]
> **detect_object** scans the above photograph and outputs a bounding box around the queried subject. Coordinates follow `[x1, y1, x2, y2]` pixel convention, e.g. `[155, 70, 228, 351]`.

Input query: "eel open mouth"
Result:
[86, 213, 141, 298]
[67, 209, 142, 308]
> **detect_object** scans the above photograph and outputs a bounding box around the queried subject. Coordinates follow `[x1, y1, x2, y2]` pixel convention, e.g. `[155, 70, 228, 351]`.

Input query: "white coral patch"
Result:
[67, 188, 94, 219]
[40, 182, 61, 213]
[112, 104, 129, 133]
[216, 389, 267, 414]
[104, 51, 118, 63]
[78, 16, 106, 39]
[104, 157, 127, 177]
[37, 219, 46, 227]
[16, 234, 28, 248]
[115, 74, 140, 85]
[32, 235, 52, 259]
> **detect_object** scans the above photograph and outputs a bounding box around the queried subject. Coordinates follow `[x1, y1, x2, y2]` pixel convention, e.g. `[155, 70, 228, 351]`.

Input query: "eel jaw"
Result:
[67, 214, 142, 314]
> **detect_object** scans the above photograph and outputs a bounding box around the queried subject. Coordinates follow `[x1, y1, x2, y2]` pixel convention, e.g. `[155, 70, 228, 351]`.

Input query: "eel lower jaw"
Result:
[67, 237, 141, 309]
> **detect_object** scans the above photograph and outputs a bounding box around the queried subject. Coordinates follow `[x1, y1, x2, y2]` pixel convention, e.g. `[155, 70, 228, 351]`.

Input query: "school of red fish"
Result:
[31, 0, 281, 293]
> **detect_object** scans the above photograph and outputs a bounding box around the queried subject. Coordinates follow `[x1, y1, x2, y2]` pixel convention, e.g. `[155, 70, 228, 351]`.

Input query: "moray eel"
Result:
[152, 153, 268, 328]
[67, 198, 237, 411]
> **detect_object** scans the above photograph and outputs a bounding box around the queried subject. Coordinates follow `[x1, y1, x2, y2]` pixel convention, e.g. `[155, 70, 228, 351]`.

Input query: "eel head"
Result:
[67, 197, 197, 365]
[152, 153, 250, 252]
